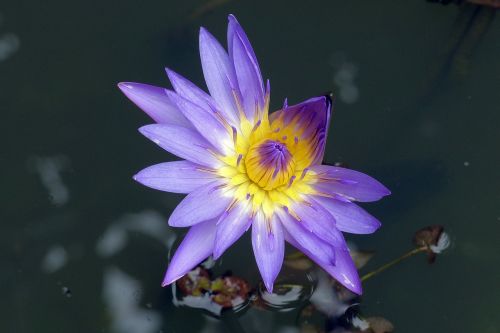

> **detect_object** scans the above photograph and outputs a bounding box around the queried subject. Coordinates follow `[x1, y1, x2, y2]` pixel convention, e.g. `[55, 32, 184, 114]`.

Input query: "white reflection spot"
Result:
[32, 156, 70, 206]
[96, 210, 176, 257]
[102, 267, 161, 333]
[430, 232, 450, 254]
[330, 53, 360, 104]
[0, 33, 19, 62]
[352, 316, 370, 330]
[41, 245, 68, 273]
[309, 270, 349, 317]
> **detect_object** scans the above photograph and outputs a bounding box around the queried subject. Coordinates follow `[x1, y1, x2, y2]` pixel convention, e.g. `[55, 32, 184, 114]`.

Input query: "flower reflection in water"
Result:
[171, 225, 450, 332]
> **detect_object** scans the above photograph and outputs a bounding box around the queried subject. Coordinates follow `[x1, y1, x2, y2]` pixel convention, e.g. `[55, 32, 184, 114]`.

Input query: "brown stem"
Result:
[361, 246, 427, 282]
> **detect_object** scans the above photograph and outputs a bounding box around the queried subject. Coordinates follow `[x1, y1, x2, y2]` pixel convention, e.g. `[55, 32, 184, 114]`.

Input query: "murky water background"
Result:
[2, 0, 499, 332]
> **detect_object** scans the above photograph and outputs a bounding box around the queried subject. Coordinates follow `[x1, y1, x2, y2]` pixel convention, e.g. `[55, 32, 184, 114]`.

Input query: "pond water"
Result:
[2, 0, 500, 332]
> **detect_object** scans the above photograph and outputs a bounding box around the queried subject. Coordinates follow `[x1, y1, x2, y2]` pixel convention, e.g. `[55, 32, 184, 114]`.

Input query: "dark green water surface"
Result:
[1, 0, 499, 332]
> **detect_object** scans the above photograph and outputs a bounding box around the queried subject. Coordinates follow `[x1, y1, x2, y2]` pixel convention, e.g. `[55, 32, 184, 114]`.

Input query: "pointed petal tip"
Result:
[374, 179, 391, 197]
[199, 26, 209, 38]
[199, 27, 210, 45]
[264, 280, 274, 294]
[137, 124, 152, 137]
[117, 82, 154, 95]
[131, 171, 148, 186]
[340, 283, 362, 295]
[351, 283, 363, 295]
[227, 15, 241, 29]
[164, 67, 177, 80]
[161, 272, 182, 287]
[117, 82, 136, 93]
[167, 215, 178, 227]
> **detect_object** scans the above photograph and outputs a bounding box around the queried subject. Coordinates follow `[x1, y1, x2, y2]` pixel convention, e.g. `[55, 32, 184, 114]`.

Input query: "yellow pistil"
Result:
[245, 139, 296, 191]
[217, 105, 317, 218]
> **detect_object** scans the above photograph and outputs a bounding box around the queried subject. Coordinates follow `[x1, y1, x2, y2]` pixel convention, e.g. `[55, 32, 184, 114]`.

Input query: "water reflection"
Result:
[102, 267, 162, 333]
[96, 211, 175, 332]
[0, 12, 19, 61]
[260, 284, 309, 312]
[96, 210, 175, 257]
[308, 270, 355, 318]
[30, 156, 70, 206]
[257, 270, 315, 312]
[172, 265, 252, 316]
[167, 222, 451, 332]
[41, 245, 68, 273]
[330, 53, 360, 105]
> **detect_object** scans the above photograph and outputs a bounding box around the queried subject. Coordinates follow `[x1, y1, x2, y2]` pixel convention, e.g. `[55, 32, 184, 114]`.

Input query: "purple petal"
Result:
[168, 180, 232, 227]
[133, 160, 217, 194]
[165, 90, 233, 155]
[291, 198, 344, 247]
[277, 209, 335, 266]
[270, 96, 332, 166]
[139, 124, 222, 167]
[284, 226, 362, 295]
[199, 27, 241, 126]
[310, 165, 391, 202]
[323, 245, 362, 295]
[165, 68, 217, 113]
[213, 200, 252, 259]
[313, 196, 381, 234]
[118, 82, 192, 128]
[252, 211, 285, 293]
[227, 15, 264, 121]
[162, 220, 216, 286]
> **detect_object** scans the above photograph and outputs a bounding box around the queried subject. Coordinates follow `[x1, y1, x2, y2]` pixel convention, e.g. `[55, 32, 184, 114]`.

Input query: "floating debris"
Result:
[174, 266, 251, 315]
[176, 267, 211, 296]
[365, 316, 395, 333]
[413, 225, 450, 263]
[211, 276, 251, 308]
[61, 286, 72, 298]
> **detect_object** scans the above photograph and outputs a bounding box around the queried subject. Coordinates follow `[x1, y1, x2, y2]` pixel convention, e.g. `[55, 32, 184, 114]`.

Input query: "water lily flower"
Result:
[118, 15, 390, 294]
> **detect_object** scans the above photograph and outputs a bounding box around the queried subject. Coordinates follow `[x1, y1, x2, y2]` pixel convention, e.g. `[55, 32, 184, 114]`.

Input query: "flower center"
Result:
[245, 139, 296, 191]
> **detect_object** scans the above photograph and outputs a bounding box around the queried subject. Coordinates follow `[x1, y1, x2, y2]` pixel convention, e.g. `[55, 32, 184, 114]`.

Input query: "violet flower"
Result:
[118, 15, 390, 294]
